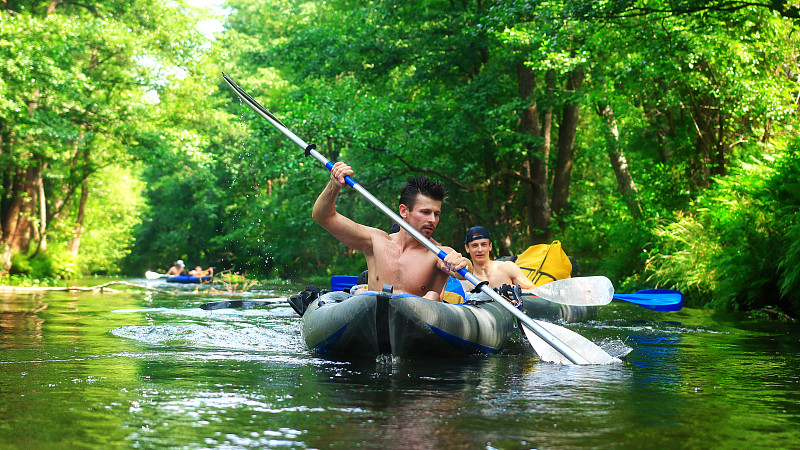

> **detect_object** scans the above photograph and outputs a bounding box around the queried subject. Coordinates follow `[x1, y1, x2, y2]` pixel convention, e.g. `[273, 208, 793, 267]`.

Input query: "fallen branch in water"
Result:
[0, 281, 174, 294]
[749, 307, 796, 322]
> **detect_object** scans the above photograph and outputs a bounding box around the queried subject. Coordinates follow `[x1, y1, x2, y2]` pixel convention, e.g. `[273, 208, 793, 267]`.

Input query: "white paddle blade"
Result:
[145, 271, 164, 280]
[522, 320, 620, 365]
[527, 276, 615, 306]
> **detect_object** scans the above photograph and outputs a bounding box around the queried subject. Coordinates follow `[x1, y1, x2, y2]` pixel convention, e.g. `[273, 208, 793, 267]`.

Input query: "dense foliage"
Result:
[0, 0, 208, 275]
[3, 0, 800, 315]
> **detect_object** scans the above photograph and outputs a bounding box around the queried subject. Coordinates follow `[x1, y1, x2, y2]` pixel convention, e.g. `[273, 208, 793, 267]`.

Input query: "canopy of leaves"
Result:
[5, 0, 800, 315]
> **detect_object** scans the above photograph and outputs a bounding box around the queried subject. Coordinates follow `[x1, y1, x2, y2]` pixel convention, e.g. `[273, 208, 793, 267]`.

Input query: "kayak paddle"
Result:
[520, 276, 614, 306]
[614, 289, 683, 311]
[222, 72, 618, 365]
[332, 274, 614, 306]
[145, 271, 166, 280]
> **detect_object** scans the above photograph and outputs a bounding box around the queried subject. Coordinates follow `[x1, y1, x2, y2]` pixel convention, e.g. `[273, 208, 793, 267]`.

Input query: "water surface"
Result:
[1, 279, 798, 448]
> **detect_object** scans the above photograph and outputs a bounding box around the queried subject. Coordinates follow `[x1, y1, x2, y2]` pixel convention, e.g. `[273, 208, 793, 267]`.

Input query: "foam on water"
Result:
[109, 298, 307, 356]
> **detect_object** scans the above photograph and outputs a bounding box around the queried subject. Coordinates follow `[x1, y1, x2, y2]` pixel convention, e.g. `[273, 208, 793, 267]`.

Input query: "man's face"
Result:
[465, 238, 492, 263]
[400, 194, 442, 238]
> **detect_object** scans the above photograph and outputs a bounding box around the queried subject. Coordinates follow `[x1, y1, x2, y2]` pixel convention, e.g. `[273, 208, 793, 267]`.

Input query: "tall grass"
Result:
[646, 143, 800, 315]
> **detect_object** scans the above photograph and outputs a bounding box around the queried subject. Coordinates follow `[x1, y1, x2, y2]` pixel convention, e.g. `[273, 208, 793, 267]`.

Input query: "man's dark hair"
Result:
[399, 176, 447, 210]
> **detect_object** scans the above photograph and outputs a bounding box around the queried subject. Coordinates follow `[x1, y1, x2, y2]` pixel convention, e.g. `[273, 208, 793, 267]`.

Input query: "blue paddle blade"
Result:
[613, 289, 683, 311]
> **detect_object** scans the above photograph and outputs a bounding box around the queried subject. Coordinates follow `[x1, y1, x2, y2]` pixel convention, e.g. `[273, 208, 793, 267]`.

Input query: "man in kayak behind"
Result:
[461, 226, 534, 291]
[189, 266, 214, 277]
[313, 161, 470, 301]
[166, 260, 188, 276]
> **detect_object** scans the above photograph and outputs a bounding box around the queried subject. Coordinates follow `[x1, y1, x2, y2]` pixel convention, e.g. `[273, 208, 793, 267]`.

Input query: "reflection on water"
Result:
[1, 281, 799, 448]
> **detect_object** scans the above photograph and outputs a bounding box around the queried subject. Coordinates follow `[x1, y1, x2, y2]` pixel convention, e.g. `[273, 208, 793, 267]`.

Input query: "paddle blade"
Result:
[613, 289, 683, 311]
[200, 300, 272, 310]
[528, 276, 614, 306]
[521, 320, 620, 365]
[145, 271, 164, 280]
[201, 300, 232, 310]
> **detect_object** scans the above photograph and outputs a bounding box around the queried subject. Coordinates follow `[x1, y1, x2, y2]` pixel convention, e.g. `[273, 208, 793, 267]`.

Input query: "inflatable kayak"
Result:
[520, 294, 598, 323]
[461, 290, 597, 323]
[442, 278, 598, 323]
[166, 275, 212, 283]
[299, 290, 516, 358]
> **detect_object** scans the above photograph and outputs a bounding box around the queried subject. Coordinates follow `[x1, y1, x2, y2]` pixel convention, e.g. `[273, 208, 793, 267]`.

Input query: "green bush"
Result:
[9, 251, 33, 275]
[646, 142, 800, 315]
[28, 249, 80, 280]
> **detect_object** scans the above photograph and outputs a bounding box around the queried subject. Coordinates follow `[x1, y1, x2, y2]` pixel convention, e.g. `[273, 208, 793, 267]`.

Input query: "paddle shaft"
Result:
[222, 73, 589, 364]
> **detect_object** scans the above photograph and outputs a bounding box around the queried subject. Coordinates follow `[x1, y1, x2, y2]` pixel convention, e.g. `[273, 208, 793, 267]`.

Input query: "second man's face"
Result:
[465, 238, 492, 262]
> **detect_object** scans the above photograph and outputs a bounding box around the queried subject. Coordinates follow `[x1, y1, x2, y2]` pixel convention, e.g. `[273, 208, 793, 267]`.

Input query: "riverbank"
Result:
[0, 280, 172, 294]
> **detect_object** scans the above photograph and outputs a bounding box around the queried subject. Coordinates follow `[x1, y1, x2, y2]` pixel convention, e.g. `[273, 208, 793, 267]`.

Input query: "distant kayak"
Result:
[166, 275, 212, 284]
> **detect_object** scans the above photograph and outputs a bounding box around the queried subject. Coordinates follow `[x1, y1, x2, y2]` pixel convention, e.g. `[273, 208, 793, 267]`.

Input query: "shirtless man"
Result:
[166, 260, 187, 276]
[461, 226, 534, 290]
[189, 266, 214, 277]
[312, 162, 470, 301]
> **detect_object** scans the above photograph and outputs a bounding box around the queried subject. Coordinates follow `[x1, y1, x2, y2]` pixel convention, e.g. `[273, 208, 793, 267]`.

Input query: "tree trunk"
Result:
[68, 183, 90, 256]
[5, 167, 39, 257]
[692, 99, 715, 188]
[542, 69, 554, 167]
[517, 63, 551, 244]
[47, 0, 60, 14]
[712, 108, 728, 177]
[0, 172, 25, 272]
[37, 162, 47, 251]
[551, 67, 585, 219]
[596, 102, 643, 219]
[50, 129, 88, 226]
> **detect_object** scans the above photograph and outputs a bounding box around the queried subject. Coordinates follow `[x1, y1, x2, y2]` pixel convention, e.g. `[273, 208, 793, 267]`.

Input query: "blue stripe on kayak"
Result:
[313, 323, 348, 353]
[166, 275, 212, 283]
[359, 292, 470, 303]
[427, 324, 498, 354]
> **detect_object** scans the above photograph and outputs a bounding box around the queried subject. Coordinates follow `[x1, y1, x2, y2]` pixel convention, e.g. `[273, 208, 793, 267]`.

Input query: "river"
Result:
[1, 278, 798, 448]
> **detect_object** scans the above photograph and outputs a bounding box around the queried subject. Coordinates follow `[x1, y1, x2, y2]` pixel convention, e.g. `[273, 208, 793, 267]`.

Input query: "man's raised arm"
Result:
[312, 161, 375, 253]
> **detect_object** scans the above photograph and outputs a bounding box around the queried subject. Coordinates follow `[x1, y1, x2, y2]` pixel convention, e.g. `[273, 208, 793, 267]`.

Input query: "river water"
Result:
[1, 278, 798, 448]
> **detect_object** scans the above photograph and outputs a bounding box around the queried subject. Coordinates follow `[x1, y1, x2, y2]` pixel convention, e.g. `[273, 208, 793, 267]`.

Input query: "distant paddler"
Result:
[189, 266, 214, 277]
[165, 260, 187, 276]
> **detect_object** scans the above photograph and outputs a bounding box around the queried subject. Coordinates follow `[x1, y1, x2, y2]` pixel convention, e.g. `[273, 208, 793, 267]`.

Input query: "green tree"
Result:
[0, 0, 206, 276]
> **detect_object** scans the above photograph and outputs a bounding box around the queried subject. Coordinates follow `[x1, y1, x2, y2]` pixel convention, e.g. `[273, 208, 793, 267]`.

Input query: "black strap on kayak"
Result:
[376, 284, 393, 354]
[496, 284, 523, 310]
[470, 280, 489, 294]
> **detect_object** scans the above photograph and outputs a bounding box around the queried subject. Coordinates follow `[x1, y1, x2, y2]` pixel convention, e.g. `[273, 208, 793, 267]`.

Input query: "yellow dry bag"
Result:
[515, 240, 572, 286]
